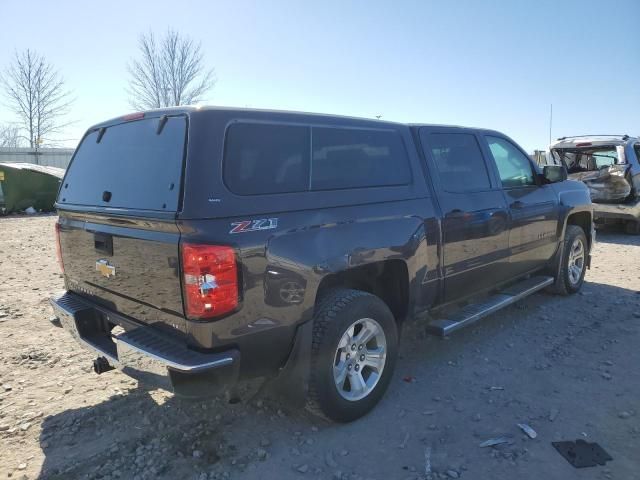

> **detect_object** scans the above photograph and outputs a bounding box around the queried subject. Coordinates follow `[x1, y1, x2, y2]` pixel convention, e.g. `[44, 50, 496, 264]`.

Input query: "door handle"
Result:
[510, 201, 525, 209]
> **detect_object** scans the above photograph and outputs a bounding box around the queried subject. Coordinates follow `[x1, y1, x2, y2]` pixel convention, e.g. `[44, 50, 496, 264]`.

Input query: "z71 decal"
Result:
[229, 218, 278, 234]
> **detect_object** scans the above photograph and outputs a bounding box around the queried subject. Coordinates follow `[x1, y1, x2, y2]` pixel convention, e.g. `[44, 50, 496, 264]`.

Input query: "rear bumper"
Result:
[49, 292, 240, 397]
[593, 199, 640, 222]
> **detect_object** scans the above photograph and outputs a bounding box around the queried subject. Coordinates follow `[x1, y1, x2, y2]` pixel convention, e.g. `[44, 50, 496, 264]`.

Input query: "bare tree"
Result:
[0, 49, 73, 148]
[0, 124, 22, 148]
[127, 29, 216, 110]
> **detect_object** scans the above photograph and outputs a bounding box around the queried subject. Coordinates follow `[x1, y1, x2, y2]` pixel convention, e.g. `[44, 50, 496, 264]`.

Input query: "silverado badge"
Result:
[96, 259, 116, 278]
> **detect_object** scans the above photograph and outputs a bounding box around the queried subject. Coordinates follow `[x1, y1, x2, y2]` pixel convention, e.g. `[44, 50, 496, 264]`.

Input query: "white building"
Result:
[0, 147, 74, 169]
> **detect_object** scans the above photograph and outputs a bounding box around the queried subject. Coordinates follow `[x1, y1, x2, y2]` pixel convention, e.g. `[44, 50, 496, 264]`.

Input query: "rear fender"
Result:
[265, 215, 429, 402]
[265, 216, 427, 321]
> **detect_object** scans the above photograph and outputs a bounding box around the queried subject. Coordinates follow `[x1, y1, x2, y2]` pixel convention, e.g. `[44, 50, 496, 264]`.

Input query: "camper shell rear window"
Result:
[59, 115, 187, 212]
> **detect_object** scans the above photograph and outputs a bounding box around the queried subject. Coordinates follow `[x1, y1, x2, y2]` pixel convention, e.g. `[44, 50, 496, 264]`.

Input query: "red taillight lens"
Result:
[54, 222, 64, 273]
[181, 243, 238, 319]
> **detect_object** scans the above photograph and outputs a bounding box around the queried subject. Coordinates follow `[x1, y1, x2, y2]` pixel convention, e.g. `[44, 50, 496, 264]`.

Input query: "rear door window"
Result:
[60, 116, 187, 211]
[223, 123, 411, 195]
[425, 132, 492, 192]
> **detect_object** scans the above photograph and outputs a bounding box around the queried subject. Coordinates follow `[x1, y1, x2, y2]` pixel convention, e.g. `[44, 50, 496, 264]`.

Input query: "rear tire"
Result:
[549, 225, 587, 295]
[307, 289, 398, 422]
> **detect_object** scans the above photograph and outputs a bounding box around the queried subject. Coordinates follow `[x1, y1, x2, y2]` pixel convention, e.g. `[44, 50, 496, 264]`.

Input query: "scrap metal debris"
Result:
[517, 423, 537, 439]
[552, 440, 612, 468]
[479, 437, 511, 448]
[399, 432, 410, 449]
[569, 167, 631, 203]
[424, 446, 432, 475]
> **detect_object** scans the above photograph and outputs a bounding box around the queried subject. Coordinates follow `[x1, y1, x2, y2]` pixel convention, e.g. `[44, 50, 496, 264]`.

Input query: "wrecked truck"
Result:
[548, 135, 640, 234]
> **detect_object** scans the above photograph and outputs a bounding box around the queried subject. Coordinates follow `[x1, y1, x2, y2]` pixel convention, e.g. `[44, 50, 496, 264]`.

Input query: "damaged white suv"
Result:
[547, 135, 640, 234]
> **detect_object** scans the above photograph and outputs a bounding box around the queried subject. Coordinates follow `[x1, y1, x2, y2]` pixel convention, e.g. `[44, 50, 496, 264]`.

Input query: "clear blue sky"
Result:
[0, 0, 638, 151]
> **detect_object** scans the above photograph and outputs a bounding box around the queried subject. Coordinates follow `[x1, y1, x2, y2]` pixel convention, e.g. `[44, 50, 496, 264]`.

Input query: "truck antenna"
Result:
[549, 104, 553, 144]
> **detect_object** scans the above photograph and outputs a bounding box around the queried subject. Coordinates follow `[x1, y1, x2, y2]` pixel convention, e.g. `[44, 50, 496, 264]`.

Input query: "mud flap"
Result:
[546, 240, 565, 290]
[264, 320, 313, 409]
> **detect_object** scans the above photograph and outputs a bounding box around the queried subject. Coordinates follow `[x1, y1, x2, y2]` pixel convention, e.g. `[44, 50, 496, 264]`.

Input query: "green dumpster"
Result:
[0, 163, 65, 213]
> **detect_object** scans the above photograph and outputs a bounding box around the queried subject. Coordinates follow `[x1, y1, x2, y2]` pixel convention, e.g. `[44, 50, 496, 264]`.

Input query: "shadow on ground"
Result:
[37, 280, 640, 480]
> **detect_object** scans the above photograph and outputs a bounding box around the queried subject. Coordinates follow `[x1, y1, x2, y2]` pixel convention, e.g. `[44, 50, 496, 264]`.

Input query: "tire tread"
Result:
[549, 225, 586, 295]
[306, 289, 376, 419]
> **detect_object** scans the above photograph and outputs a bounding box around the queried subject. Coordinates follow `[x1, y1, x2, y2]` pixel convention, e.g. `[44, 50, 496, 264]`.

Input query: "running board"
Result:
[426, 276, 554, 337]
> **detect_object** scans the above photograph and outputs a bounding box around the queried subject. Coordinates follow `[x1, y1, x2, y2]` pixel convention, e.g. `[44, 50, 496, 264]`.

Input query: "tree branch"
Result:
[126, 29, 216, 110]
[1, 49, 73, 147]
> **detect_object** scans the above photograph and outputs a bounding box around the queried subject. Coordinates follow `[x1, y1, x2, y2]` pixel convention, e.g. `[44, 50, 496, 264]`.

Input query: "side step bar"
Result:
[426, 275, 554, 337]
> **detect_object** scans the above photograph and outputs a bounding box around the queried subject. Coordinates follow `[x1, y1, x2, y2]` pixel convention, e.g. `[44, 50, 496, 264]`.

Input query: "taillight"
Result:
[54, 222, 64, 273]
[121, 112, 145, 121]
[181, 243, 238, 319]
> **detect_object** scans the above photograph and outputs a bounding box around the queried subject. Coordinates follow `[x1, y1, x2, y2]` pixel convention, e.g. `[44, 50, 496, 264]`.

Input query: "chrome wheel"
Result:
[333, 318, 387, 402]
[567, 237, 585, 285]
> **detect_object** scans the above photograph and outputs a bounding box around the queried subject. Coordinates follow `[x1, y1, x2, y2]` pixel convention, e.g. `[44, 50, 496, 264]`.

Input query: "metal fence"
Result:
[0, 147, 74, 169]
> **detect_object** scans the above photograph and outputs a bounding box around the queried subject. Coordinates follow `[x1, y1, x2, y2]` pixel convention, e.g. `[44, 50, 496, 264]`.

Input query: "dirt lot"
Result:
[1, 215, 639, 480]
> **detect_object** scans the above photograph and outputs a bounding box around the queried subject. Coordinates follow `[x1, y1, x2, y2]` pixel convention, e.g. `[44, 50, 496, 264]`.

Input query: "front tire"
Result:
[307, 289, 398, 422]
[550, 225, 588, 295]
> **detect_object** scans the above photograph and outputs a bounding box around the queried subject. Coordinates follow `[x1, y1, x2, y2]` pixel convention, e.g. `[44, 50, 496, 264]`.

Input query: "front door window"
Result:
[486, 136, 536, 188]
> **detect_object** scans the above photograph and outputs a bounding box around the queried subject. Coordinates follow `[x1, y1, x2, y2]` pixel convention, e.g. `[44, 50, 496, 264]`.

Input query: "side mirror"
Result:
[542, 165, 567, 183]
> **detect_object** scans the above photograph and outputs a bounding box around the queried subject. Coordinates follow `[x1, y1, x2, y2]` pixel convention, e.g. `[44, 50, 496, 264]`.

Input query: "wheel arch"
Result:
[314, 259, 411, 327]
[565, 210, 594, 250]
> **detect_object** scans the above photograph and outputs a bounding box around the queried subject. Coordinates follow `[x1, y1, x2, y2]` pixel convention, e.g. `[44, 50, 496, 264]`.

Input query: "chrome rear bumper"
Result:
[50, 292, 239, 395]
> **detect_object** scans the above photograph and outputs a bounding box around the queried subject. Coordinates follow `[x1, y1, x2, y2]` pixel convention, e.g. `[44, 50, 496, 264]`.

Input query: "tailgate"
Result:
[56, 113, 188, 333]
[58, 212, 186, 332]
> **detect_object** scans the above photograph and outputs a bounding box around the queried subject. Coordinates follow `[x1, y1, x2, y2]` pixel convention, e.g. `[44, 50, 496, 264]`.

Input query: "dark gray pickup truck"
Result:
[50, 107, 593, 422]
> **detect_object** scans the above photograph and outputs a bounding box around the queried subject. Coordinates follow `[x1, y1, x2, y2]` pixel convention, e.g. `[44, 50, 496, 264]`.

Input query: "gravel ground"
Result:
[1, 215, 639, 480]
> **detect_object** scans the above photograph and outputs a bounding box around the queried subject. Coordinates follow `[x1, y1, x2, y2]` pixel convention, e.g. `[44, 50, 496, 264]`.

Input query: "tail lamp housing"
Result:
[181, 243, 239, 319]
[54, 222, 64, 273]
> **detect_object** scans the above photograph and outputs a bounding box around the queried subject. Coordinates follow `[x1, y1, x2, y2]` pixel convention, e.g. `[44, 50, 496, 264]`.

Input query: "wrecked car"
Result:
[548, 135, 640, 233]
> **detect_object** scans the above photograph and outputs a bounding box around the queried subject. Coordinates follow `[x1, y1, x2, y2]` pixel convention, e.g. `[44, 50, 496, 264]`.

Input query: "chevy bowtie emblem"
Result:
[96, 259, 116, 278]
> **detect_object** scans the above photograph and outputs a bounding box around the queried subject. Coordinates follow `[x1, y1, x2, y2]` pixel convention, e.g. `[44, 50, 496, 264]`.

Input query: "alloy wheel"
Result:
[333, 318, 387, 401]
